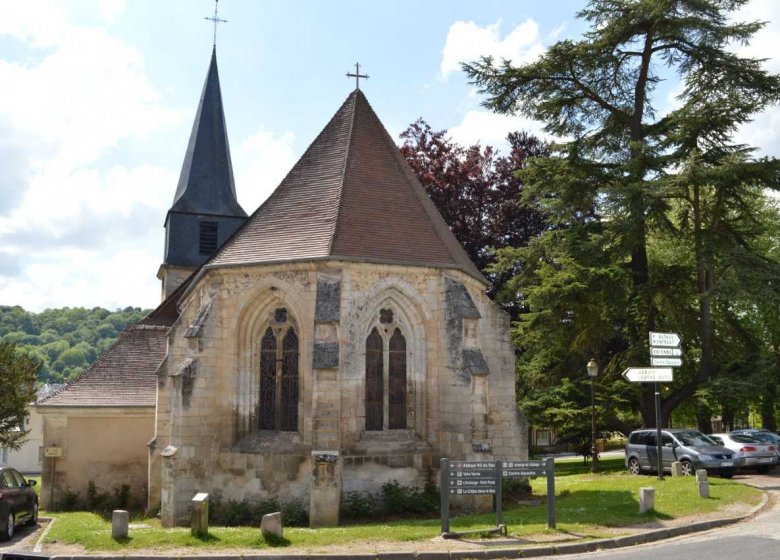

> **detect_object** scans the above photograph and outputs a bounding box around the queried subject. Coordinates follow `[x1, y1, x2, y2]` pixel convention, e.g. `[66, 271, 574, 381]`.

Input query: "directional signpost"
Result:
[440, 458, 556, 537]
[623, 332, 684, 480]
[622, 367, 674, 383]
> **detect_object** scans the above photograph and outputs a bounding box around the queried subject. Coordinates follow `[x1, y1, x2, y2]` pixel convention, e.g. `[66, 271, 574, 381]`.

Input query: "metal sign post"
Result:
[621, 332, 684, 480]
[441, 458, 555, 537]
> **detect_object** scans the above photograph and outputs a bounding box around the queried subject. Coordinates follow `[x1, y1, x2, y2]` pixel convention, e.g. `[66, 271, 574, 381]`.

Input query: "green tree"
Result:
[464, 0, 780, 428]
[0, 341, 40, 449]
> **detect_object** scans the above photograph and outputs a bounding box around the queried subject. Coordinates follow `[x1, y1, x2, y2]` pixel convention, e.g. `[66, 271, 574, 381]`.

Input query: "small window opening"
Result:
[199, 221, 218, 255]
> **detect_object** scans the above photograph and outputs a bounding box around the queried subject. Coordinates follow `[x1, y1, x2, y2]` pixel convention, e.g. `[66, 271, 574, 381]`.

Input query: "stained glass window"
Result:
[365, 328, 384, 431]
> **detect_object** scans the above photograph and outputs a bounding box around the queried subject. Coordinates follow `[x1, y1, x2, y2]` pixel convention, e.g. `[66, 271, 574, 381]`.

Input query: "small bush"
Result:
[209, 497, 307, 527]
[341, 491, 378, 519]
[280, 501, 308, 526]
[56, 489, 81, 511]
[381, 474, 439, 516]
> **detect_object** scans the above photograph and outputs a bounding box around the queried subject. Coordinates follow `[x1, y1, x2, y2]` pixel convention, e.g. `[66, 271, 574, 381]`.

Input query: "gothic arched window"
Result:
[258, 310, 299, 432]
[365, 310, 407, 431]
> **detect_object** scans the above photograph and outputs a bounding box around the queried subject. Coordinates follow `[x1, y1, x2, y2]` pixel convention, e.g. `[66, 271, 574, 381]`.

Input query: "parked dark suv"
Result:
[625, 429, 736, 478]
[0, 467, 38, 540]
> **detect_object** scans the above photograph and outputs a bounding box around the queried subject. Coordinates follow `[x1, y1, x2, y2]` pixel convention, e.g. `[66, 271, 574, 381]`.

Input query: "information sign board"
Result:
[650, 347, 682, 357]
[649, 332, 681, 347]
[440, 458, 556, 538]
[622, 367, 674, 382]
[650, 357, 682, 367]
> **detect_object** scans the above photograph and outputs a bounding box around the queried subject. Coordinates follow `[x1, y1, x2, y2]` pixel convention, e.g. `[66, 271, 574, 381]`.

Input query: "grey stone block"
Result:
[639, 486, 655, 513]
[463, 349, 489, 376]
[554, 541, 595, 554]
[518, 545, 556, 557]
[313, 341, 339, 369]
[111, 509, 128, 539]
[445, 278, 481, 319]
[611, 533, 646, 547]
[642, 528, 671, 542]
[261, 511, 283, 539]
[315, 278, 341, 322]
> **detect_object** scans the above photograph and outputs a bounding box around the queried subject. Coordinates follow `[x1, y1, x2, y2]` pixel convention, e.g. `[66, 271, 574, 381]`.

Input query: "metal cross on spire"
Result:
[204, 0, 228, 48]
[346, 62, 369, 90]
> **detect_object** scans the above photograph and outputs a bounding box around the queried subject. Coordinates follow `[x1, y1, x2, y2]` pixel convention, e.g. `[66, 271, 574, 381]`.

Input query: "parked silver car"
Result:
[709, 433, 777, 473]
[625, 429, 736, 477]
[730, 429, 780, 458]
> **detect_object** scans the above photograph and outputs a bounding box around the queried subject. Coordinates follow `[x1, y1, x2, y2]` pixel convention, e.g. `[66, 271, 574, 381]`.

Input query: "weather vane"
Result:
[346, 62, 369, 90]
[204, 0, 227, 48]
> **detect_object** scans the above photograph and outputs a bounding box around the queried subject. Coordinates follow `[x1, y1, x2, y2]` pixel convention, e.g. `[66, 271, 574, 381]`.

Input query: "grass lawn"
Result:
[41, 458, 762, 551]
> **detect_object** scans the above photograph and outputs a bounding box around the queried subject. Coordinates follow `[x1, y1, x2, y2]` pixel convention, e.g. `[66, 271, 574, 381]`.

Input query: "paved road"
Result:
[565, 470, 780, 559]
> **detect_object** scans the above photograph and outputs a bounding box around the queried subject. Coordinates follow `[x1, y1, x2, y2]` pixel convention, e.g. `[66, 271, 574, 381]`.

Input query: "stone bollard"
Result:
[191, 492, 209, 536]
[698, 480, 710, 498]
[639, 487, 655, 514]
[695, 469, 708, 482]
[671, 462, 683, 477]
[261, 511, 283, 540]
[111, 509, 129, 539]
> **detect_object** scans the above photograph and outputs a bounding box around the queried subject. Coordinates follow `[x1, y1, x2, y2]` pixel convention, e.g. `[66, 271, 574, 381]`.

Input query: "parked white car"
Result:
[709, 433, 777, 473]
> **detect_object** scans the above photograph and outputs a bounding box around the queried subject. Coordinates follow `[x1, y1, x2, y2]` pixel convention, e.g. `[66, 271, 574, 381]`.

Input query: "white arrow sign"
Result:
[651, 357, 682, 367]
[622, 367, 674, 383]
[650, 347, 682, 357]
[649, 332, 681, 347]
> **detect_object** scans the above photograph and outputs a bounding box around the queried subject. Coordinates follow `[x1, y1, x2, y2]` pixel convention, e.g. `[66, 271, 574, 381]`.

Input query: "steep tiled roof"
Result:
[207, 89, 485, 284]
[38, 325, 167, 407]
[169, 47, 246, 219]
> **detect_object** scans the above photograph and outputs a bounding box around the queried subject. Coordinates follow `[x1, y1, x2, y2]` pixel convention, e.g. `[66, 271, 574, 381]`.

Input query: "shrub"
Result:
[56, 489, 81, 511]
[381, 474, 439, 516]
[341, 491, 378, 519]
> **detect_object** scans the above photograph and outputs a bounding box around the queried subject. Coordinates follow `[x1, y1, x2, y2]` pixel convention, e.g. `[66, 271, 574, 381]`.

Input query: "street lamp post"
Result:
[587, 359, 599, 473]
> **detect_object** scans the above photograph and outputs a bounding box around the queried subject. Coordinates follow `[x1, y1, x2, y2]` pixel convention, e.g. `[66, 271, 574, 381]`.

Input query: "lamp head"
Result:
[587, 358, 599, 378]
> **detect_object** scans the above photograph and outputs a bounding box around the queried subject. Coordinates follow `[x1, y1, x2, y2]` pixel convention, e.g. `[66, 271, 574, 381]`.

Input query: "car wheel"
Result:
[0, 511, 14, 541]
[627, 457, 641, 475]
[25, 501, 38, 527]
[680, 460, 694, 476]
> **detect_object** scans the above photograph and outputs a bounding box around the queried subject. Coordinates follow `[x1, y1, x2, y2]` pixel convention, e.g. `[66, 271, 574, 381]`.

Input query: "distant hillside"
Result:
[0, 305, 151, 384]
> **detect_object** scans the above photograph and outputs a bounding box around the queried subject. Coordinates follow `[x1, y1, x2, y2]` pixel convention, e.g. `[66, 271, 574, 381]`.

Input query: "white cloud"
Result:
[440, 19, 545, 80]
[731, 0, 780, 157]
[0, 247, 161, 312]
[98, 0, 127, 24]
[0, 3, 183, 311]
[234, 128, 297, 213]
[448, 110, 552, 151]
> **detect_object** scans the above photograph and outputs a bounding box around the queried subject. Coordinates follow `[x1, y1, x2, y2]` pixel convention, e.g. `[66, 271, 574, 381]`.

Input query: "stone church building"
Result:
[37, 48, 528, 526]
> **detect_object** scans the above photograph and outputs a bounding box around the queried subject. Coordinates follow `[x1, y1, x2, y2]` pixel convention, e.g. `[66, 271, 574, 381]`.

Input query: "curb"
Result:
[4, 490, 770, 560]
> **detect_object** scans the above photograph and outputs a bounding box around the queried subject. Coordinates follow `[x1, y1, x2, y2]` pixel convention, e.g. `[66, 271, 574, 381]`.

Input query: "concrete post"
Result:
[639, 487, 655, 513]
[191, 493, 209, 536]
[695, 469, 708, 482]
[261, 511, 283, 539]
[111, 510, 129, 539]
[671, 462, 683, 477]
[309, 451, 341, 527]
[698, 481, 710, 498]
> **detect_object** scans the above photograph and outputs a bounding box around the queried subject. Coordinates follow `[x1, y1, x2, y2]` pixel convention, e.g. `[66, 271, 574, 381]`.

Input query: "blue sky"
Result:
[1, 0, 778, 312]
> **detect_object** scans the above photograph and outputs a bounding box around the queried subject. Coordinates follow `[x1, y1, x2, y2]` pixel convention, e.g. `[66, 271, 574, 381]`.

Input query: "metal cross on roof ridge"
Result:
[204, 0, 228, 48]
[346, 62, 369, 90]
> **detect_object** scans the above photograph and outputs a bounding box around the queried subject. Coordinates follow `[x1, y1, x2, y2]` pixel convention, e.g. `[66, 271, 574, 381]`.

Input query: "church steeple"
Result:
[159, 47, 247, 300]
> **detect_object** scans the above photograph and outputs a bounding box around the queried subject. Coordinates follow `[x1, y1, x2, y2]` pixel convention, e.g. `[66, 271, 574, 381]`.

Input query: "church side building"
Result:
[39, 47, 528, 526]
[152, 83, 528, 526]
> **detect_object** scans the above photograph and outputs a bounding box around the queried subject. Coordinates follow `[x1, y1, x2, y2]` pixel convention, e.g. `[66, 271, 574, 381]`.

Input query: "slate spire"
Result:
[169, 47, 245, 217]
[160, 48, 247, 298]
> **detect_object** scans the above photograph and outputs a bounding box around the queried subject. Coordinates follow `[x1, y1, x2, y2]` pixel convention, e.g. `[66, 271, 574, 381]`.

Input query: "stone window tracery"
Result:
[258, 309, 299, 432]
[365, 309, 407, 431]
